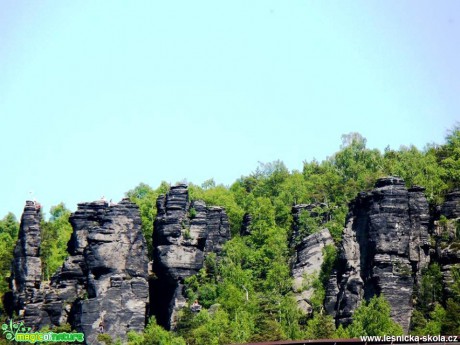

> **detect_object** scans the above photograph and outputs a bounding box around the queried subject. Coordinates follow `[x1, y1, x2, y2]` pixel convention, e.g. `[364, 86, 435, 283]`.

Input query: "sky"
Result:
[0, 1, 459, 219]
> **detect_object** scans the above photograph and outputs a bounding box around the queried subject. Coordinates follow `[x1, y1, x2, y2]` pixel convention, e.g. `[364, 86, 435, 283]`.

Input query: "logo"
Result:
[1, 320, 84, 343]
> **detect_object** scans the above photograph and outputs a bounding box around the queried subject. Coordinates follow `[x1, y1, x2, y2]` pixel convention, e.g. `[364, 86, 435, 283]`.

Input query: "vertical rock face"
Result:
[290, 204, 334, 314]
[325, 177, 430, 333]
[10, 199, 149, 344]
[290, 227, 333, 314]
[70, 199, 149, 344]
[435, 191, 460, 300]
[151, 184, 231, 329]
[240, 213, 252, 236]
[10, 201, 45, 326]
[441, 191, 460, 219]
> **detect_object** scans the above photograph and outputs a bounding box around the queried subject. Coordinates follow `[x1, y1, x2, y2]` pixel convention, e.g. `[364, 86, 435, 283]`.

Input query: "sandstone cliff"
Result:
[150, 184, 231, 329]
[324, 177, 431, 333]
[434, 190, 460, 301]
[10, 199, 149, 344]
[10, 200, 45, 327]
[288, 204, 333, 314]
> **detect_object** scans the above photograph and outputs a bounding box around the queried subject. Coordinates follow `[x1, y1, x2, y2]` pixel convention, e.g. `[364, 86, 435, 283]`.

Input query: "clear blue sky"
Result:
[1, 1, 459, 219]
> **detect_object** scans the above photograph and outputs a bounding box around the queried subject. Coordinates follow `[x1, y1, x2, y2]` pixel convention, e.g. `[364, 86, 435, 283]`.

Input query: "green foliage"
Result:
[308, 245, 337, 313]
[148, 127, 460, 341]
[304, 313, 336, 339]
[417, 263, 443, 314]
[412, 303, 446, 335]
[297, 209, 323, 238]
[0, 213, 19, 312]
[127, 317, 185, 345]
[185, 309, 232, 345]
[189, 183, 244, 236]
[1, 128, 458, 342]
[411, 263, 460, 335]
[183, 228, 192, 240]
[126, 181, 170, 258]
[188, 207, 197, 219]
[0, 213, 19, 239]
[40, 203, 73, 280]
[450, 265, 460, 302]
[97, 334, 114, 345]
[437, 125, 460, 190]
[347, 296, 403, 337]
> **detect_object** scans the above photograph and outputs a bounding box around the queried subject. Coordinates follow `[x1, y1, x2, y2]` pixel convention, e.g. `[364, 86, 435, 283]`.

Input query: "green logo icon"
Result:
[1, 320, 84, 343]
[2, 320, 31, 340]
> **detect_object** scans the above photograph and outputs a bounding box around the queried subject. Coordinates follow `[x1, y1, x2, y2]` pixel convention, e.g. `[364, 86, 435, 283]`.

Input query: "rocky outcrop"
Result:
[325, 177, 430, 333]
[289, 204, 334, 314]
[10, 201, 45, 327]
[434, 190, 460, 300]
[69, 199, 149, 344]
[441, 191, 460, 219]
[151, 184, 231, 329]
[291, 227, 334, 314]
[240, 213, 252, 236]
[10, 199, 149, 344]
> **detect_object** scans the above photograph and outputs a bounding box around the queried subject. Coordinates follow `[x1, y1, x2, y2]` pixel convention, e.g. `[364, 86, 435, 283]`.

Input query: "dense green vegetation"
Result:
[40, 203, 74, 281]
[1, 126, 459, 342]
[0, 213, 19, 313]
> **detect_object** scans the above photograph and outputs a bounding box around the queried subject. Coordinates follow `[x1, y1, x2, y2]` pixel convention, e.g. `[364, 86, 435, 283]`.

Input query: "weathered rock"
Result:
[290, 227, 334, 314]
[435, 190, 460, 301]
[441, 190, 460, 219]
[10, 201, 49, 327]
[11, 199, 149, 344]
[151, 185, 231, 329]
[240, 213, 252, 236]
[325, 177, 430, 333]
[71, 199, 149, 344]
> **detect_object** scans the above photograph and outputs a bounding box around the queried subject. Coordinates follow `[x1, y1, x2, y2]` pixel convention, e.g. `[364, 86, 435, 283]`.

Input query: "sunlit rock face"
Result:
[10, 199, 150, 344]
[10, 201, 45, 327]
[69, 199, 149, 344]
[290, 226, 334, 314]
[151, 184, 230, 329]
[325, 177, 430, 333]
[289, 203, 334, 314]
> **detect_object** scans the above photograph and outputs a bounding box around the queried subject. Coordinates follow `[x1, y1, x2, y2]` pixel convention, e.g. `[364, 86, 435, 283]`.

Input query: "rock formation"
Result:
[10, 180, 459, 338]
[151, 184, 231, 329]
[291, 228, 334, 314]
[10, 200, 45, 326]
[289, 204, 334, 314]
[434, 190, 460, 300]
[240, 213, 252, 236]
[441, 191, 460, 219]
[10, 199, 149, 344]
[324, 177, 431, 333]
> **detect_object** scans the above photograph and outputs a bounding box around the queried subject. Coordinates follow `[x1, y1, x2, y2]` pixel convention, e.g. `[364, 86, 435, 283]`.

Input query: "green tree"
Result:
[128, 317, 186, 345]
[442, 299, 460, 335]
[304, 313, 336, 339]
[417, 263, 444, 314]
[0, 213, 19, 239]
[40, 203, 73, 280]
[437, 125, 460, 190]
[126, 181, 170, 258]
[347, 296, 403, 337]
[413, 303, 446, 336]
[0, 213, 19, 312]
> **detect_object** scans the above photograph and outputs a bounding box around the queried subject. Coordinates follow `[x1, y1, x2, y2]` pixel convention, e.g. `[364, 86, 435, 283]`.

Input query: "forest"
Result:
[1, 126, 459, 344]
